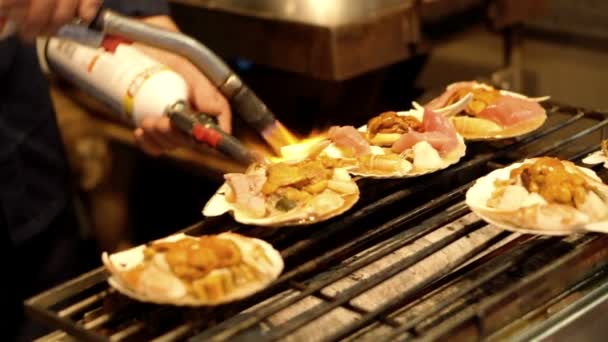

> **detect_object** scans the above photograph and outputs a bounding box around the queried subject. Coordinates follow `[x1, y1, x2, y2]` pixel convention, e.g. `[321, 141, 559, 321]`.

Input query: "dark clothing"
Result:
[0, 36, 72, 245]
[8, 207, 93, 342]
[0, 1, 170, 341]
[102, 0, 170, 17]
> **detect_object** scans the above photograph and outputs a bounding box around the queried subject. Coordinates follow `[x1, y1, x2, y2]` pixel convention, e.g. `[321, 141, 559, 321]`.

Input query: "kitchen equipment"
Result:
[89, 9, 297, 154]
[41, 7, 298, 163]
[41, 33, 257, 165]
[25, 98, 608, 341]
[168, 0, 547, 81]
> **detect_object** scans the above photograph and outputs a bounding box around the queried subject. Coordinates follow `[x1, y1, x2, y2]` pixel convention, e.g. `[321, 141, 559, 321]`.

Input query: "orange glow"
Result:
[262, 120, 299, 155]
[243, 121, 328, 163]
[269, 133, 328, 163]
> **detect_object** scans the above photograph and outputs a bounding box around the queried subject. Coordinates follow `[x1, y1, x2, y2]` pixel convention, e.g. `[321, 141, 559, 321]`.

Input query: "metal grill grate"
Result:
[27, 101, 608, 341]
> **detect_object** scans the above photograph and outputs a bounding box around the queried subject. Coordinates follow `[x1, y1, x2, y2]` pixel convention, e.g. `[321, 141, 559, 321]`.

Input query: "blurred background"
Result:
[49, 0, 608, 252]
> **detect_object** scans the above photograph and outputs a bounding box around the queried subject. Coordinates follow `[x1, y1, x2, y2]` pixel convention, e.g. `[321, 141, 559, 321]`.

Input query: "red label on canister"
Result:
[102, 35, 133, 53]
[192, 124, 222, 148]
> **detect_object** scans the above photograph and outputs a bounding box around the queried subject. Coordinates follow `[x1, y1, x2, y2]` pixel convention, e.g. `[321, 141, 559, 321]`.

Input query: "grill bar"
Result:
[289, 281, 402, 327]
[26, 267, 107, 309]
[373, 233, 535, 330]
[574, 148, 605, 164]
[34, 331, 67, 342]
[381, 235, 556, 341]
[109, 322, 145, 341]
[508, 270, 608, 341]
[83, 313, 113, 329]
[529, 119, 608, 158]
[57, 290, 109, 318]
[27, 305, 107, 342]
[152, 323, 193, 342]
[267, 219, 488, 340]
[383, 241, 514, 340]
[418, 234, 608, 341]
[490, 265, 608, 341]
[321, 229, 510, 342]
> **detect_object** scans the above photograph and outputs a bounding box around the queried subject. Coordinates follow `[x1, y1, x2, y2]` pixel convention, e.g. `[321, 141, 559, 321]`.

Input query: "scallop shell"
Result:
[203, 163, 360, 227]
[102, 232, 284, 306]
[449, 115, 547, 141]
[466, 158, 608, 235]
[345, 134, 466, 179]
[582, 141, 608, 169]
[582, 150, 608, 167]
[422, 84, 549, 141]
[320, 108, 467, 179]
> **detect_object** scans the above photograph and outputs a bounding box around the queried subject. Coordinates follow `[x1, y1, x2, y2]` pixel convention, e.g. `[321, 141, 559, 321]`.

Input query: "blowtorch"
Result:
[37, 9, 297, 164]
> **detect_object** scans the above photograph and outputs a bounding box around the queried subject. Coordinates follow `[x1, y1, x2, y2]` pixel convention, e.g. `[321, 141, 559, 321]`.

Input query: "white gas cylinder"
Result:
[43, 36, 189, 126]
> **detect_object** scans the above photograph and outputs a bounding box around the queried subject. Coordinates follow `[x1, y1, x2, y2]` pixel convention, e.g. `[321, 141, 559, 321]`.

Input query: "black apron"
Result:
[0, 1, 170, 340]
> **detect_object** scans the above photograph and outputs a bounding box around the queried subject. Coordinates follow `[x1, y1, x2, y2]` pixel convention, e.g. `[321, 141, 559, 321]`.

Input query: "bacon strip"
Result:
[328, 126, 371, 157]
[224, 173, 267, 218]
[392, 109, 458, 155]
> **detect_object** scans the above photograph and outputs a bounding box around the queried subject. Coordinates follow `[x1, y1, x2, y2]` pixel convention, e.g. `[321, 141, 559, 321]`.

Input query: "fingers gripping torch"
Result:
[39, 10, 296, 164]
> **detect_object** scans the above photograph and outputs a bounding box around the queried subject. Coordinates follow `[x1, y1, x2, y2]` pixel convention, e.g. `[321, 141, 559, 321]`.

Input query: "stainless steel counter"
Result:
[170, 0, 417, 80]
[169, 0, 547, 80]
[176, 0, 411, 27]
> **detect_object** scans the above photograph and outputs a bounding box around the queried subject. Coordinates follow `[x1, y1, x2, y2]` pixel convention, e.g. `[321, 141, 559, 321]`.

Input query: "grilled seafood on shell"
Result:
[424, 81, 549, 140]
[318, 106, 466, 178]
[102, 232, 283, 306]
[203, 157, 360, 226]
[466, 157, 608, 235]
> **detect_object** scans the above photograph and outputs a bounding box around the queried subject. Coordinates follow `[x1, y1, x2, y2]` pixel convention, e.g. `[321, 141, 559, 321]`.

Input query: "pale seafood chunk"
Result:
[309, 190, 345, 216]
[327, 180, 358, 195]
[412, 141, 443, 170]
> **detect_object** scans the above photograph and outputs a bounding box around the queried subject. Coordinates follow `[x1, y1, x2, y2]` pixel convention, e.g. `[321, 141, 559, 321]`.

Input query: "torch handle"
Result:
[166, 102, 256, 165]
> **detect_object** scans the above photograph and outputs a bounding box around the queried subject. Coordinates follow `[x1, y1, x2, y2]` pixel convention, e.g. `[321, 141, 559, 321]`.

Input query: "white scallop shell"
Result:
[450, 115, 547, 142]
[345, 134, 466, 179]
[102, 232, 284, 306]
[582, 150, 608, 169]
[428, 83, 549, 141]
[466, 158, 608, 235]
[202, 164, 360, 227]
[320, 108, 467, 179]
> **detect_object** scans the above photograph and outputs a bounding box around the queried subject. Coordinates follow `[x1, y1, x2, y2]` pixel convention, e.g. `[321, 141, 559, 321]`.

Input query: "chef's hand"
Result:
[1, 0, 101, 41]
[131, 15, 232, 157]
